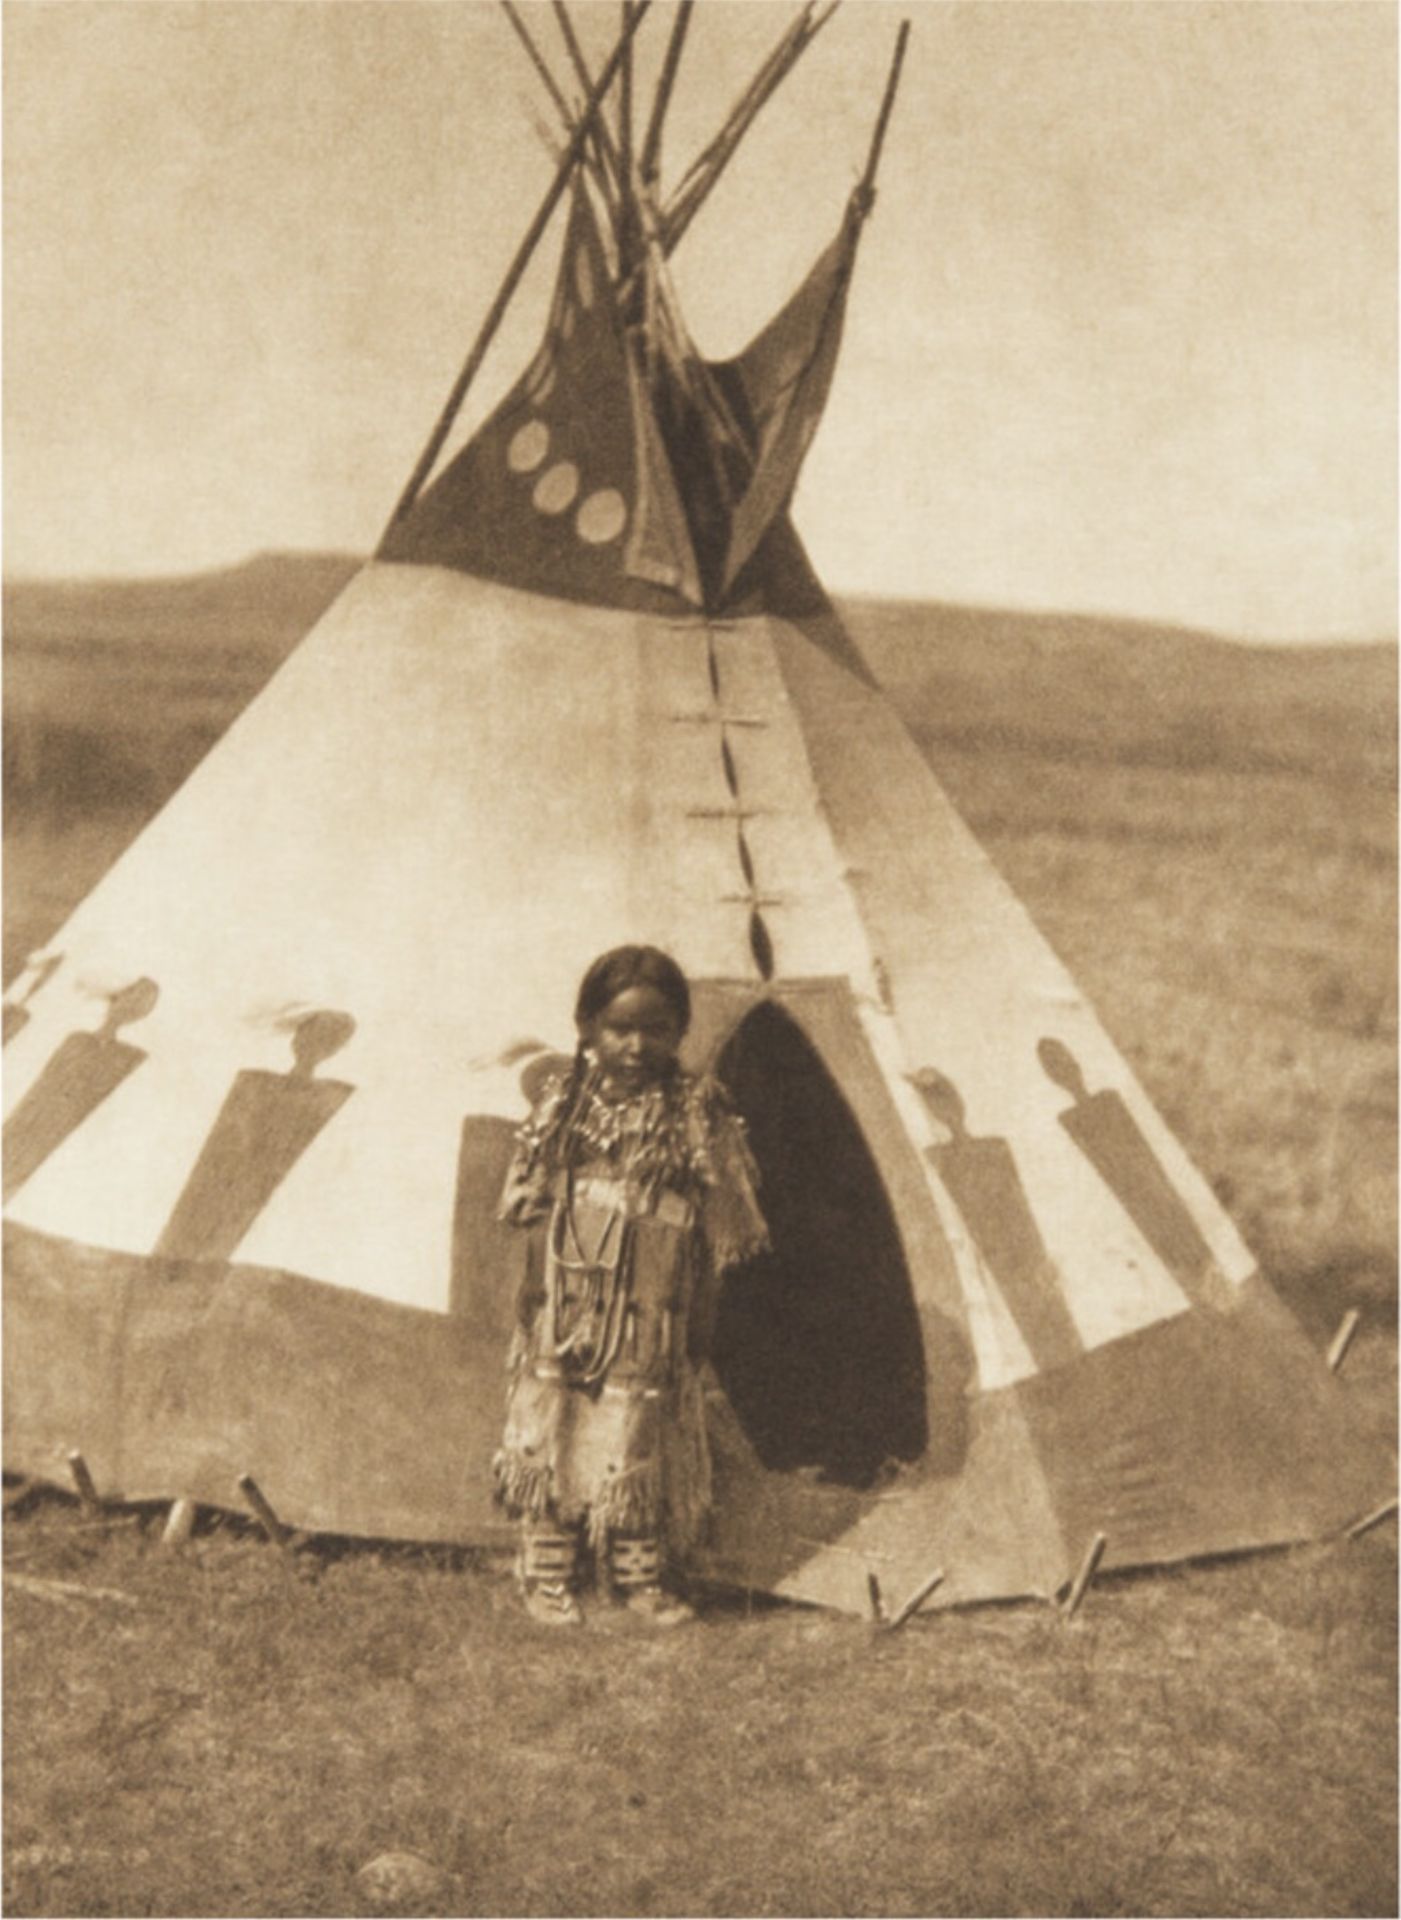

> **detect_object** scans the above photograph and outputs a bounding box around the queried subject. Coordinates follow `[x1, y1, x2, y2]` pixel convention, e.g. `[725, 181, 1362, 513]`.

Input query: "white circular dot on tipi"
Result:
[576, 489, 628, 544]
[507, 420, 550, 474]
[533, 462, 579, 514]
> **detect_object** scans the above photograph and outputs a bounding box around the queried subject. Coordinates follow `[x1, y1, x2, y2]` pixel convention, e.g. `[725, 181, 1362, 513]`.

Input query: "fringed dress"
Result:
[492, 1061, 768, 1554]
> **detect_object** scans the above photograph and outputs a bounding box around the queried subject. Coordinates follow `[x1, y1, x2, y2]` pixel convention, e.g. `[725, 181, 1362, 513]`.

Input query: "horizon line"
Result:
[2, 547, 1395, 652]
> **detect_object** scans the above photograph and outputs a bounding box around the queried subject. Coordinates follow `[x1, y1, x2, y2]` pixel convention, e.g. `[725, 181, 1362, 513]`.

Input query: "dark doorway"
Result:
[711, 1000, 929, 1486]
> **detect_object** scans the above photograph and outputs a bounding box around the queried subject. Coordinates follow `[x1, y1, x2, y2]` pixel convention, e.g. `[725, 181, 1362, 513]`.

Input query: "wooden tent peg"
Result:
[66, 1450, 101, 1512]
[161, 1497, 198, 1548]
[1346, 1497, 1398, 1540]
[1327, 1308, 1362, 1373]
[866, 1570, 886, 1624]
[1062, 1531, 1107, 1618]
[236, 1473, 290, 1548]
[883, 1566, 945, 1633]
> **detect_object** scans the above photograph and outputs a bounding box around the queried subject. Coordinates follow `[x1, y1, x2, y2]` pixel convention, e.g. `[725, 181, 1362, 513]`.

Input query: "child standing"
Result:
[493, 946, 767, 1626]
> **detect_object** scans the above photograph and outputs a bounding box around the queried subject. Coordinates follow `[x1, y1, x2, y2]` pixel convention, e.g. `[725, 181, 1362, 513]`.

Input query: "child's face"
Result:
[585, 985, 684, 1093]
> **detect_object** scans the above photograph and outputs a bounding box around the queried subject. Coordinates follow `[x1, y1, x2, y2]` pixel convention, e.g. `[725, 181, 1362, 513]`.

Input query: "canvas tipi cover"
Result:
[3, 8, 1387, 1614]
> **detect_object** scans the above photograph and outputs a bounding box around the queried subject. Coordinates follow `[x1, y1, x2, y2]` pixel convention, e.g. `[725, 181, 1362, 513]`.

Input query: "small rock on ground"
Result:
[355, 1849, 451, 1909]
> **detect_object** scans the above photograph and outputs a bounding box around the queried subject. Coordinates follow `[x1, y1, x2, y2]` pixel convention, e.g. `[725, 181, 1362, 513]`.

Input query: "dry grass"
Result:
[929, 744, 1397, 1293]
[2, 562, 1396, 1917]
[3, 1494, 1396, 1919]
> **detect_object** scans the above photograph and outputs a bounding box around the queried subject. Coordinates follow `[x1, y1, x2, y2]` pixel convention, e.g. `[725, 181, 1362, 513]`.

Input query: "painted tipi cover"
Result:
[3, 4, 1387, 1615]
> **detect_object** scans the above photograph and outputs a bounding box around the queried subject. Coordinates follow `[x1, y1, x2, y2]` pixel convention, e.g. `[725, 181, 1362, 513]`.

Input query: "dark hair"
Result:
[525, 948, 692, 1163]
[574, 945, 691, 1035]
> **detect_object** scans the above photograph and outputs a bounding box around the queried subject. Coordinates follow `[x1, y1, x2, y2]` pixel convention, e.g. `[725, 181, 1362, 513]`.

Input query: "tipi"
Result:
[3, 3, 1386, 1615]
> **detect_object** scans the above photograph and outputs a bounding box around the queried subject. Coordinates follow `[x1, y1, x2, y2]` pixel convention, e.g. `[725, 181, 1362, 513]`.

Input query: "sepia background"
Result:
[5, 0, 1396, 637]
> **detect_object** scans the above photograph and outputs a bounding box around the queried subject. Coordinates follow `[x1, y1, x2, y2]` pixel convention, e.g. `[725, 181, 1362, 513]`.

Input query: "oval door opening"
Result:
[711, 999, 928, 1486]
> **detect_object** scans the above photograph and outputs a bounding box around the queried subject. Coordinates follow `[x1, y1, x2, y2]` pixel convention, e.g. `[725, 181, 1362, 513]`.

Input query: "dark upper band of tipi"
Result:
[378, 189, 693, 612]
[379, 179, 871, 625]
[713, 189, 868, 597]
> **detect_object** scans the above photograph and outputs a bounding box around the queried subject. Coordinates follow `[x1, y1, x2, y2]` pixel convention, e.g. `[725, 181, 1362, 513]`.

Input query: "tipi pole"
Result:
[500, 0, 574, 138]
[660, 2, 838, 257]
[638, 0, 694, 184]
[857, 17, 911, 204]
[551, 1, 626, 214]
[501, 0, 624, 250]
[618, 1, 634, 187]
[616, 0, 643, 279]
[379, 0, 650, 539]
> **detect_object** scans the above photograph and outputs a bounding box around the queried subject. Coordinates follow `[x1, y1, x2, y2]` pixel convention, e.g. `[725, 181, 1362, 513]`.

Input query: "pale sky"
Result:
[4, 0, 1396, 640]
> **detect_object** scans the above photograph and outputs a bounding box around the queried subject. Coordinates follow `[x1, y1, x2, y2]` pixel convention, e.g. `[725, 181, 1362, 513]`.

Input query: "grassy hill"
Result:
[6, 553, 1394, 803]
[856, 595, 1395, 786]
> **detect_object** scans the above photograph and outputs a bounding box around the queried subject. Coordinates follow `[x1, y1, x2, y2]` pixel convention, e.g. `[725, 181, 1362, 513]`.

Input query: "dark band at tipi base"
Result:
[1, 0, 1390, 1620]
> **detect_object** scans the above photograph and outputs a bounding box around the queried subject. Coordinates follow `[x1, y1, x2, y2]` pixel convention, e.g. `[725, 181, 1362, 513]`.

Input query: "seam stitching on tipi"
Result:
[704, 625, 775, 982]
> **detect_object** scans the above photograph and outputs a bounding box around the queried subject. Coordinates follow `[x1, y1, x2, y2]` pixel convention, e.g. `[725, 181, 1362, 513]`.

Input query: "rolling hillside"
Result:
[6, 553, 1394, 797]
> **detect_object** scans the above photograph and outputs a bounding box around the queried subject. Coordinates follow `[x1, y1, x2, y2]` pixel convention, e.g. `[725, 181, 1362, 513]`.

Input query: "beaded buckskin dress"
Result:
[492, 1058, 768, 1558]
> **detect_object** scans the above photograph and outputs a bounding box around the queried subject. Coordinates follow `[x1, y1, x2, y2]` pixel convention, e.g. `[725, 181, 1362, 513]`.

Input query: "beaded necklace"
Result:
[516, 1057, 724, 1200]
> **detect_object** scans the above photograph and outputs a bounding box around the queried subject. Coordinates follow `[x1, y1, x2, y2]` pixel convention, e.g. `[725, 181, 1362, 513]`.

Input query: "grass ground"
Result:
[3, 562, 1396, 1916]
[4, 1497, 1396, 1919]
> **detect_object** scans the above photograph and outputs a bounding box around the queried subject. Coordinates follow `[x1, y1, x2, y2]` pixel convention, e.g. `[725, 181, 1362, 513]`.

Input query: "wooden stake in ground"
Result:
[1062, 1532, 1108, 1618]
[237, 1474, 290, 1549]
[161, 1498, 198, 1548]
[66, 1450, 101, 1512]
[1327, 1308, 1362, 1373]
[883, 1566, 945, 1633]
[1346, 1497, 1398, 1540]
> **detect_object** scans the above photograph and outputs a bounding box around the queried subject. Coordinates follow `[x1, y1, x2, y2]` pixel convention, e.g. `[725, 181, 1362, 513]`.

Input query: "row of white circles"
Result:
[507, 416, 628, 546]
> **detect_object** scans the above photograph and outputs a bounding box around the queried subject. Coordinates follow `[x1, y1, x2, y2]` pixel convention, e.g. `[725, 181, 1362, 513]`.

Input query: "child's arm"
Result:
[497, 1153, 552, 1227]
[696, 1082, 770, 1273]
[687, 1106, 768, 1364]
[496, 1072, 570, 1227]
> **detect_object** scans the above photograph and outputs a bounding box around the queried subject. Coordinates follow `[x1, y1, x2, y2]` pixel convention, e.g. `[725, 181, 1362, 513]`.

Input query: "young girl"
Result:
[493, 946, 768, 1626]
